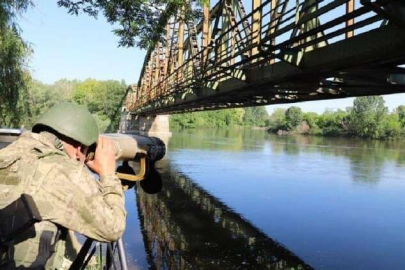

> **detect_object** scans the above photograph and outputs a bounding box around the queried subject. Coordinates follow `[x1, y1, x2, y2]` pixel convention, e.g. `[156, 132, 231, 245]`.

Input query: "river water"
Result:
[122, 128, 405, 270]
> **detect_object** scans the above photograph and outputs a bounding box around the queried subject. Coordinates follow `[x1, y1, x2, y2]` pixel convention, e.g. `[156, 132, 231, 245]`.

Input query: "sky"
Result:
[18, 1, 405, 114]
[19, 1, 143, 85]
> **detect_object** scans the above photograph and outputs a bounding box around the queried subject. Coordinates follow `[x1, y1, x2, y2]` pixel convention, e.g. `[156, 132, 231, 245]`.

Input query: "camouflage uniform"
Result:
[0, 132, 126, 269]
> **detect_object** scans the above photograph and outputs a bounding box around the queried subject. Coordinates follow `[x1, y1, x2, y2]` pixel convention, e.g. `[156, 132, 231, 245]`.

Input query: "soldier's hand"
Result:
[86, 136, 116, 176]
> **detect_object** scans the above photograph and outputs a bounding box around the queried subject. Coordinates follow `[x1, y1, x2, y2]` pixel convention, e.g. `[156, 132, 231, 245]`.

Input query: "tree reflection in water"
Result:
[135, 160, 312, 270]
[270, 135, 405, 184]
[170, 128, 405, 185]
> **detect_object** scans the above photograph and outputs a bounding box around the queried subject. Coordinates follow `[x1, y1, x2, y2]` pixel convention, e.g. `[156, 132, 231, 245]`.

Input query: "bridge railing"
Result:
[130, 0, 388, 112]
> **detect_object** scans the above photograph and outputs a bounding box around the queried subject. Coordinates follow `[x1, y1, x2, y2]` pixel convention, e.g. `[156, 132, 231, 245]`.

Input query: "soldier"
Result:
[0, 102, 126, 269]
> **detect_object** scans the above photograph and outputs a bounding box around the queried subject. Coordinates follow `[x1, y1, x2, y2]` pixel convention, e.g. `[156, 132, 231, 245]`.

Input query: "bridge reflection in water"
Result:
[135, 161, 312, 270]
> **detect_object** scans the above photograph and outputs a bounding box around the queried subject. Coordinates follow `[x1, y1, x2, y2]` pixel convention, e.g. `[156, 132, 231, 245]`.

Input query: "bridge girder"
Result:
[127, 0, 405, 115]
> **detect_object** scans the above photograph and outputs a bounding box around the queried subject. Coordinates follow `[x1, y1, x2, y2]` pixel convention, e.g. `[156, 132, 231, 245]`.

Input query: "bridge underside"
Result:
[128, 0, 405, 115]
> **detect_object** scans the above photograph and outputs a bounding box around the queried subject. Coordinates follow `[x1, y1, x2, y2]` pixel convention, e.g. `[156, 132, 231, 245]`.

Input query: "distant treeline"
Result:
[171, 96, 405, 140]
[0, 79, 127, 132]
[170, 106, 270, 129]
[268, 96, 405, 139]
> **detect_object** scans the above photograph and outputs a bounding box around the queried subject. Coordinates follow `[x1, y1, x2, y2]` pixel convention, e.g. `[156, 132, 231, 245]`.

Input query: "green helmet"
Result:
[32, 102, 99, 146]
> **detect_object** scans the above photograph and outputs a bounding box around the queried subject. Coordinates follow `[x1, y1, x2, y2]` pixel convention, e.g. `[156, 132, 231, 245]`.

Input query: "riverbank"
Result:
[171, 96, 405, 140]
[267, 97, 405, 140]
[268, 126, 405, 141]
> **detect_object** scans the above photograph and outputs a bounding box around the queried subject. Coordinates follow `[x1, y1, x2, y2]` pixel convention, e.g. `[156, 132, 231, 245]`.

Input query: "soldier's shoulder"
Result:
[42, 153, 82, 174]
[0, 132, 44, 155]
[12, 134, 79, 175]
[0, 135, 39, 163]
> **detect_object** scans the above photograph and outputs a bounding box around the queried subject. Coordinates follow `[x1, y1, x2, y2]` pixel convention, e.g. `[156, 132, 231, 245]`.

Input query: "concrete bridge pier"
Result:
[131, 114, 170, 134]
[119, 110, 171, 137]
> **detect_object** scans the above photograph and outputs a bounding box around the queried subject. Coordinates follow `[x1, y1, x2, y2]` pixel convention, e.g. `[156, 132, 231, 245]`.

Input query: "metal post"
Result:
[202, 0, 210, 65]
[154, 43, 161, 97]
[117, 238, 129, 270]
[346, 0, 355, 38]
[98, 243, 103, 270]
[230, 0, 237, 65]
[303, 0, 326, 52]
[269, 0, 278, 64]
[106, 243, 118, 270]
[149, 53, 154, 97]
[164, 23, 170, 93]
[178, 6, 185, 82]
[221, 0, 231, 65]
[251, 0, 262, 59]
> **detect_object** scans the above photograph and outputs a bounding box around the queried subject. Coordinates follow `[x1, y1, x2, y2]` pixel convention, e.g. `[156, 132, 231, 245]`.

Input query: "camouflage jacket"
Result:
[0, 132, 126, 269]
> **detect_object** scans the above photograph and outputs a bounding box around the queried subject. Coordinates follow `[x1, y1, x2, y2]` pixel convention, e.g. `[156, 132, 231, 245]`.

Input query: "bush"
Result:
[266, 96, 404, 140]
[285, 107, 303, 131]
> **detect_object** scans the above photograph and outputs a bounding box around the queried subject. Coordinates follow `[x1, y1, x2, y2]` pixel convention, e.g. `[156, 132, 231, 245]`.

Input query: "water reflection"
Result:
[169, 128, 268, 152]
[270, 135, 405, 184]
[135, 160, 313, 270]
[170, 128, 405, 184]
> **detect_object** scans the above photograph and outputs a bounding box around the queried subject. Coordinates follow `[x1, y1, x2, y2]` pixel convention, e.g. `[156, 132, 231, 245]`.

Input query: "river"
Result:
[122, 128, 405, 270]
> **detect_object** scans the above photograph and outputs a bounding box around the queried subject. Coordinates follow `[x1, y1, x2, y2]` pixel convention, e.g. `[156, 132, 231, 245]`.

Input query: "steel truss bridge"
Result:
[127, 0, 405, 115]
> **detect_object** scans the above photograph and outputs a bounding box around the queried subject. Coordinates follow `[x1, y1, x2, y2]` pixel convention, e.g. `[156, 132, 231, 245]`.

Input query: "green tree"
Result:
[19, 79, 126, 132]
[53, 78, 77, 101]
[284, 106, 302, 131]
[170, 107, 269, 129]
[0, 0, 32, 127]
[170, 112, 199, 129]
[266, 97, 403, 139]
[303, 112, 322, 135]
[71, 79, 127, 132]
[382, 113, 402, 138]
[57, 0, 188, 48]
[395, 105, 405, 127]
[317, 109, 349, 136]
[349, 96, 388, 139]
[24, 80, 57, 127]
[243, 106, 269, 127]
[267, 108, 286, 132]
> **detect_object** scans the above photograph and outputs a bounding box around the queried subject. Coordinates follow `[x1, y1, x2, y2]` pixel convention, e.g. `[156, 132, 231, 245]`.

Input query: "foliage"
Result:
[267, 108, 286, 132]
[302, 112, 321, 134]
[348, 96, 388, 139]
[15, 79, 127, 132]
[170, 107, 267, 129]
[382, 113, 402, 138]
[0, 0, 32, 27]
[284, 106, 302, 131]
[73, 79, 126, 123]
[395, 105, 405, 127]
[57, 0, 190, 49]
[0, 0, 32, 127]
[243, 106, 269, 127]
[0, 27, 31, 127]
[316, 109, 349, 136]
[266, 96, 405, 140]
[23, 80, 62, 127]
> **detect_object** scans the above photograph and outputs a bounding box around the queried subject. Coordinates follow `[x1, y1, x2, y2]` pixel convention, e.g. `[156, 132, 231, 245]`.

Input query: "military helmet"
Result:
[32, 102, 99, 146]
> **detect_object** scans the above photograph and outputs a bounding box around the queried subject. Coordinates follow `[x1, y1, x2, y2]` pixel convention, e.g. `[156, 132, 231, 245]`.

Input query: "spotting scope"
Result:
[100, 133, 166, 182]
[102, 133, 165, 163]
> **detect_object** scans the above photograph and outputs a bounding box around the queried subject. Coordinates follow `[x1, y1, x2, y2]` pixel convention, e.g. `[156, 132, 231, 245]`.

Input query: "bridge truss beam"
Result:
[127, 0, 405, 115]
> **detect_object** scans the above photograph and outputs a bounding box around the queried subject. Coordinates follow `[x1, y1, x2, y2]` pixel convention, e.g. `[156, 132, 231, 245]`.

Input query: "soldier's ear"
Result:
[74, 145, 82, 161]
